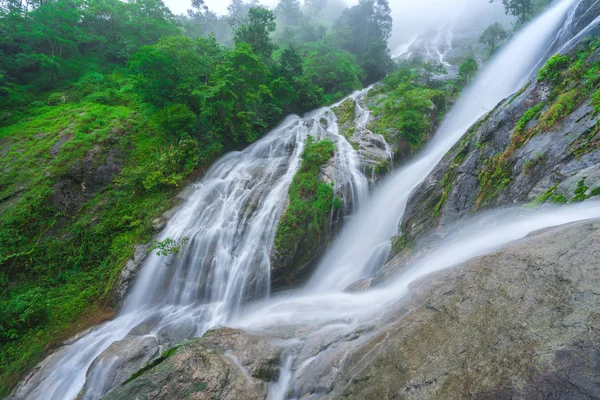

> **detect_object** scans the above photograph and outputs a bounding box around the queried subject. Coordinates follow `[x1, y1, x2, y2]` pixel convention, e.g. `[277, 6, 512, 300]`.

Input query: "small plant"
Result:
[523, 152, 544, 173]
[149, 237, 190, 258]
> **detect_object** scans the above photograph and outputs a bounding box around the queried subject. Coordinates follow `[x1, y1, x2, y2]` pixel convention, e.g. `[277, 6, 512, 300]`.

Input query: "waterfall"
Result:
[306, 0, 578, 293]
[231, 1, 588, 396]
[13, 99, 369, 400]
[12, 0, 588, 398]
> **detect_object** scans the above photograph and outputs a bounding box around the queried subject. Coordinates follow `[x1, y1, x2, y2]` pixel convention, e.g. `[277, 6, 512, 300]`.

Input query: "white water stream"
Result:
[13, 102, 368, 400]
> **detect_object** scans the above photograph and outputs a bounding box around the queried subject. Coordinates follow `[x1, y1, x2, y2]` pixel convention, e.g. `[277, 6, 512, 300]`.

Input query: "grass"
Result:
[0, 76, 204, 395]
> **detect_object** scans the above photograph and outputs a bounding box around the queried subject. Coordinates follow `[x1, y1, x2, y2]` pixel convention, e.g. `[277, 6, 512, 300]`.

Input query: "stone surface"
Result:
[102, 328, 283, 400]
[401, 22, 600, 246]
[52, 145, 123, 215]
[319, 219, 600, 399]
[82, 335, 160, 399]
[112, 244, 149, 305]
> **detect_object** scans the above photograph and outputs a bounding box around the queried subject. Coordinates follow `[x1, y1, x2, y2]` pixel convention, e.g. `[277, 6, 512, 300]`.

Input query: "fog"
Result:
[163, 0, 511, 44]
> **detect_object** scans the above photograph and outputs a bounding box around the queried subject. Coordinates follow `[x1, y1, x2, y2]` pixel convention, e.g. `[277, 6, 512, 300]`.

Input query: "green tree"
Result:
[201, 42, 278, 143]
[275, 0, 302, 26]
[489, 0, 533, 25]
[129, 35, 222, 112]
[233, 6, 277, 59]
[333, 0, 394, 83]
[479, 22, 509, 54]
[458, 57, 479, 85]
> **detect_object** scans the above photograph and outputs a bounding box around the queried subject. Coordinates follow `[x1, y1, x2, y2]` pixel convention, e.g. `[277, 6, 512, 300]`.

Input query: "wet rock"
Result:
[102, 328, 283, 400]
[113, 244, 148, 305]
[52, 147, 123, 215]
[152, 217, 167, 231]
[319, 219, 600, 399]
[50, 133, 72, 156]
[8, 346, 72, 400]
[344, 277, 374, 293]
[401, 28, 600, 246]
[82, 335, 160, 399]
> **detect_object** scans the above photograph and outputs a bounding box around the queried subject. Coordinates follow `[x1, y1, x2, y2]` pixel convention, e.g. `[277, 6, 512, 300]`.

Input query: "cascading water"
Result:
[307, 0, 578, 293]
[232, 1, 588, 397]
[12, 98, 369, 400]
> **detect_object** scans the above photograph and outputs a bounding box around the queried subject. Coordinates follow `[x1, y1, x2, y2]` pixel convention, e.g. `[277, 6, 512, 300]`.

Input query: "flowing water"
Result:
[306, 0, 578, 293]
[13, 101, 368, 400]
[14, 0, 591, 398]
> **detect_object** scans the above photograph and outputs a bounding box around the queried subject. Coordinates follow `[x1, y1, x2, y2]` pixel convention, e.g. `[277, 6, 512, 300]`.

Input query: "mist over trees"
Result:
[489, 0, 553, 26]
[480, 22, 509, 54]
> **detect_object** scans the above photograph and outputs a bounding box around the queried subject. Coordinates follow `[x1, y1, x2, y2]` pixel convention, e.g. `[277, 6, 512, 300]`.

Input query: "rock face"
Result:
[401, 21, 600, 246]
[102, 328, 283, 400]
[52, 144, 123, 215]
[112, 244, 149, 305]
[322, 219, 600, 399]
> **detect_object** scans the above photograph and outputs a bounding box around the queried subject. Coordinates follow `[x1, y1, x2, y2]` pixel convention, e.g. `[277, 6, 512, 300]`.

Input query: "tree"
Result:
[458, 57, 478, 85]
[333, 0, 394, 83]
[226, 0, 258, 28]
[201, 42, 278, 143]
[275, 0, 302, 26]
[479, 22, 509, 54]
[489, 0, 533, 25]
[305, 0, 326, 17]
[129, 35, 222, 112]
[233, 6, 276, 59]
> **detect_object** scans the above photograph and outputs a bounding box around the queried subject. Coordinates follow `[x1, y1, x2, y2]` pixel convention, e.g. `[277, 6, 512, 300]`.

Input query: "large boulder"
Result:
[315, 219, 600, 399]
[102, 328, 283, 400]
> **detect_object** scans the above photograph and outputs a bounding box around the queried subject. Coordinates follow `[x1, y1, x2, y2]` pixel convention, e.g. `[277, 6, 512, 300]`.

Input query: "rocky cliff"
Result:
[400, 16, 600, 248]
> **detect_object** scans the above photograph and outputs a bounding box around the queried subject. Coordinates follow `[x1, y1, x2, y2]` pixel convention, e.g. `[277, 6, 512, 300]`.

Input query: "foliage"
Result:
[458, 58, 479, 86]
[0, 0, 398, 393]
[333, 0, 394, 83]
[479, 22, 509, 54]
[477, 40, 600, 207]
[368, 64, 452, 153]
[274, 137, 336, 274]
[233, 6, 277, 59]
[490, 0, 533, 26]
[149, 237, 190, 258]
[514, 102, 543, 135]
[537, 54, 570, 86]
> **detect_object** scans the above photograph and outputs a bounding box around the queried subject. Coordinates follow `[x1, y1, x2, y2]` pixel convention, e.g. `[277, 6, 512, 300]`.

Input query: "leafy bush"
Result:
[537, 54, 570, 85]
[0, 288, 48, 344]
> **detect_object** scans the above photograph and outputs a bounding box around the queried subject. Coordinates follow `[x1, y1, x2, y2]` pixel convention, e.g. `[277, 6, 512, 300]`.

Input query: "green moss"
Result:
[0, 77, 207, 394]
[374, 159, 391, 175]
[538, 88, 586, 131]
[368, 70, 451, 153]
[274, 137, 336, 276]
[537, 54, 570, 85]
[476, 153, 511, 208]
[332, 99, 356, 139]
[592, 88, 600, 113]
[123, 344, 181, 385]
[514, 102, 544, 136]
[391, 235, 413, 256]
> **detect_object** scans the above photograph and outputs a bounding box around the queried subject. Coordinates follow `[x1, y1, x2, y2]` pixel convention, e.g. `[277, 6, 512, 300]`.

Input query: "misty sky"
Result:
[162, 0, 510, 50]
